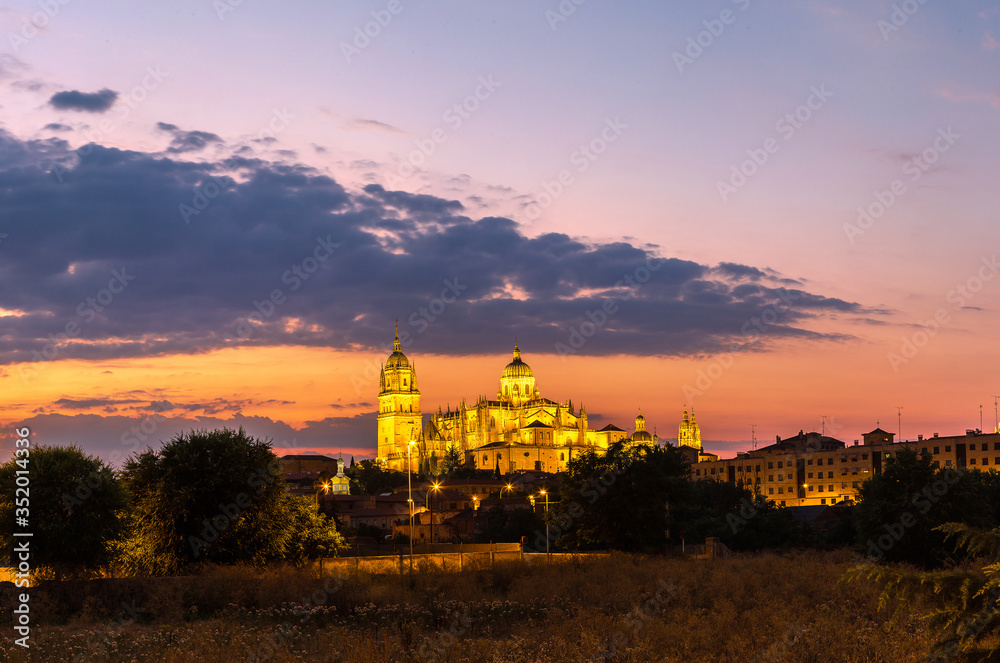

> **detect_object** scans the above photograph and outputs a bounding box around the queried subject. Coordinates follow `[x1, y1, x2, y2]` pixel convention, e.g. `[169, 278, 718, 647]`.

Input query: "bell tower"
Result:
[377, 323, 422, 471]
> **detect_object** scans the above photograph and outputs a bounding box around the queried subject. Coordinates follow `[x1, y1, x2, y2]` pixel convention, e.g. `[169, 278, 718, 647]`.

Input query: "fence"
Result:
[314, 547, 609, 577]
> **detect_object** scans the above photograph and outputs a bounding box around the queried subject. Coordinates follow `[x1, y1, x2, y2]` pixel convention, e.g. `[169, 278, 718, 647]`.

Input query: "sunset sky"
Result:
[1, 1, 998, 463]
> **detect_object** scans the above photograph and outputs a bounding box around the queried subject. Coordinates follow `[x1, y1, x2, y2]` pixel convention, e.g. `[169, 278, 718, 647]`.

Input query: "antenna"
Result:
[751, 424, 757, 451]
[896, 407, 903, 441]
[981, 405, 984, 434]
[994, 396, 999, 434]
[820, 415, 827, 436]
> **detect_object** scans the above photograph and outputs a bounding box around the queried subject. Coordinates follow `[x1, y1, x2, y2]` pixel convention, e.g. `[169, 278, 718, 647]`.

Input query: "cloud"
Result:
[0, 127, 877, 371]
[48, 88, 119, 113]
[345, 118, 406, 134]
[157, 122, 223, 153]
[43, 123, 72, 132]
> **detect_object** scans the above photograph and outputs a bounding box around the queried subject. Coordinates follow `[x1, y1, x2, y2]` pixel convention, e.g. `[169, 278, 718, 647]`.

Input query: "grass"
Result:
[0, 549, 935, 662]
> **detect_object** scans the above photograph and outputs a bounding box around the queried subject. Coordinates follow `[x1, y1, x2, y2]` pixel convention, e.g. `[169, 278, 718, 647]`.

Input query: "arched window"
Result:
[483, 454, 489, 464]
[560, 452, 565, 461]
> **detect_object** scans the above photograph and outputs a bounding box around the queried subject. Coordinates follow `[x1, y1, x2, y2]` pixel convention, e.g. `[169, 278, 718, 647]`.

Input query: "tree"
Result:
[0, 445, 128, 578]
[853, 448, 989, 568]
[480, 504, 544, 544]
[846, 524, 1000, 661]
[347, 458, 408, 495]
[283, 495, 348, 565]
[119, 428, 290, 574]
[442, 445, 463, 475]
[553, 443, 690, 551]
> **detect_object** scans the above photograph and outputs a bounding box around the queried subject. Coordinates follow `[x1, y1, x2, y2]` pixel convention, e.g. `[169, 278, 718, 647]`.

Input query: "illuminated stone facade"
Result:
[376, 330, 656, 473]
[692, 428, 1000, 507]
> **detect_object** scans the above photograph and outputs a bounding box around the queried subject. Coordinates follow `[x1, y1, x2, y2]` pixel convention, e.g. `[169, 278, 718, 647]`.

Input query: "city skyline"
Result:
[1, 1, 998, 462]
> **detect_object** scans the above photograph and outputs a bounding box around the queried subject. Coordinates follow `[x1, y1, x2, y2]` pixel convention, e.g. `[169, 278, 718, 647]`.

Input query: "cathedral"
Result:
[376, 327, 703, 474]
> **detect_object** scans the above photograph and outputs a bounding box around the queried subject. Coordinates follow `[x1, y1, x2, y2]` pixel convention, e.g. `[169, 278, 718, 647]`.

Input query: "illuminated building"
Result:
[376, 330, 653, 473]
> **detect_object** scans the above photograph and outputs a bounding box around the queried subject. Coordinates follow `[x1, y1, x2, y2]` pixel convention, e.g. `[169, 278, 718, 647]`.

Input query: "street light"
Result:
[407, 440, 416, 571]
[426, 482, 441, 545]
[502, 483, 514, 499]
[314, 481, 330, 506]
[539, 489, 549, 558]
[471, 495, 479, 511]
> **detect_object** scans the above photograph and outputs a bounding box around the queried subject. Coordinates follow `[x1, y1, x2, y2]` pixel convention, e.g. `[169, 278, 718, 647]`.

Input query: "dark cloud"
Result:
[157, 122, 223, 153]
[0, 127, 877, 372]
[43, 123, 72, 132]
[49, 88, 118, 113]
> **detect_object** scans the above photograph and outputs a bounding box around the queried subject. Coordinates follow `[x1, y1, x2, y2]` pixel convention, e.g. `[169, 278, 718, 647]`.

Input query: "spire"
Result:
[513, 338, 521, 361]
[393, 319, 401, 353]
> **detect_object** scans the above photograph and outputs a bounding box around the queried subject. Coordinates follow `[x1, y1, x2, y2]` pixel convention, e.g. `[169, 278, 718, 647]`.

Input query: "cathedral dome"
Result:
[385, 325, 409, 369]
[501, 342, 533, 379]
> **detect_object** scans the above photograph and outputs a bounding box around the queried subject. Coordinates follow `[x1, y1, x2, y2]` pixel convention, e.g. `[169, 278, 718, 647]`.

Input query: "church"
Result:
[376, 327, 705, 473]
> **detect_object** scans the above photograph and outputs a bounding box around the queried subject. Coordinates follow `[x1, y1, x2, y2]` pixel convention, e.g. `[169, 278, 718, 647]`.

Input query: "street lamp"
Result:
[471, 495, 479, 511]
[502, 483, 514, 499]
[407, 440, 416, 570]
[314, 481, 330, 506]
[539, 489, 549, 558]
[426, 482, 441, 545]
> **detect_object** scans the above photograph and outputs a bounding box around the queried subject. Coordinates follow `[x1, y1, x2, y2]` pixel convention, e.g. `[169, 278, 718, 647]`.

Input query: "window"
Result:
[768, 462, 774, 469]
[769, 488, 774, 495]
[921, 448, 927, 454]
[483, 454, 489, 463]
[828, 458, 834, 465]
[818, 485, 824, 492]
[946, 460, 952, 466]
[778, 487, 783, 494]
[778, 461, 784, 468]
[971, 458, 977, 465]
[807, 459, 813, 466]
[807, 472, 814, 479]
[808, 485, 814, 492]
[852, 482, 859, 488]
[560, 453, 565, 461]
[828, 471, 834, 478]
[768, 475, 774, 482]
[829, 485, 834, 492]
[695, 469, 701, 476]
[862, 454, 868, 460]
[933, 446, 939, 454]
[778, 474, 784, 481]
[994, 443, 1000, 451]
[756, 465, 761, 472]
[781, 501, 786, 506]
[946, 446, 951, 452]
[821, 498, 826, 505]
[984, 458, 990, 466]
[841, 457, 847, 463]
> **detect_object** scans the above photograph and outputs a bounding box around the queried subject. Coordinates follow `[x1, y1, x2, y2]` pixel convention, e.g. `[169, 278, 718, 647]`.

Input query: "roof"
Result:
[524, 420, 552, 429]
[281, 454, 336, 461]
[865, 427, 894, 436]
[599, 424, 626, 432]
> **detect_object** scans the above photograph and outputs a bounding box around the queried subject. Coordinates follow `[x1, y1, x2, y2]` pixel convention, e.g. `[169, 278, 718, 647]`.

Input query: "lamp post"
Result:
[314, 481, 330, 506]
[407, 440, 416, 571]
[502, 483, 513, 499]
[539, 489, 549, 558]
[426, 482, 441, 545]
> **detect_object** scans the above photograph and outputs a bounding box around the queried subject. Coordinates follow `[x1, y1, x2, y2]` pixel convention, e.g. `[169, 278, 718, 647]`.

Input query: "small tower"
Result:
[330, 454, 350, 495]
[678, 407, 702, 450]
[498, 340, 538, 407]
[630, 409, 654, 446]
[377, 323, 422, 471]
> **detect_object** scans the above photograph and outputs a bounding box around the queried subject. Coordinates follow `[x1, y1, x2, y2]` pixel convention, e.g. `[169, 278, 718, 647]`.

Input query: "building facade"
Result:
[376, 330, 664, 473]
[693, 427, 1000, 507]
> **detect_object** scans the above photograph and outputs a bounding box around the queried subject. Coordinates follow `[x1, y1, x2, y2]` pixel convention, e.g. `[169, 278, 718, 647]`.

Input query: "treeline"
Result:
[0, 428, 345, 579]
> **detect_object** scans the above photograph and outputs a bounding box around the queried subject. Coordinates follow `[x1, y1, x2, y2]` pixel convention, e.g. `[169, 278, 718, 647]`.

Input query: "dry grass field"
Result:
[0, 550, 936, 662]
